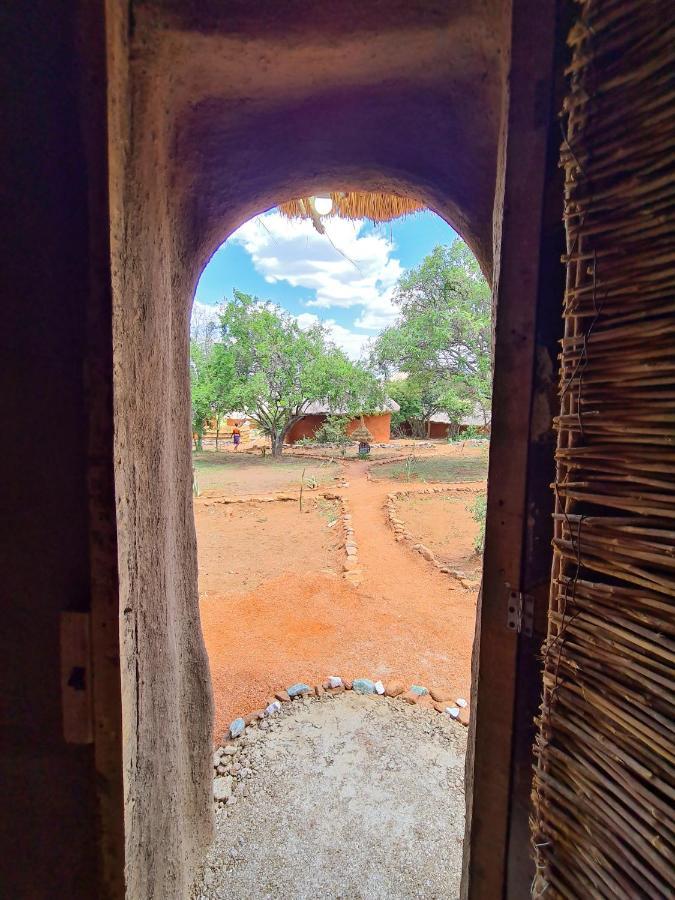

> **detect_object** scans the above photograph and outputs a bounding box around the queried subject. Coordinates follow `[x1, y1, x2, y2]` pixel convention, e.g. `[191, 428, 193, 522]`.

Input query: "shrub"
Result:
[471, 494, 487, 554]
[315, 415, 352, 447]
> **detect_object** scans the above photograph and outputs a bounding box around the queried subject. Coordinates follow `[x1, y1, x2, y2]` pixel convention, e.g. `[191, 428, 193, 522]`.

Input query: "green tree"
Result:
[190, 342, 215, 450]
[213, 291, 382, 456]
[387, 374, 472, 438]
[373, 240, 492, 424]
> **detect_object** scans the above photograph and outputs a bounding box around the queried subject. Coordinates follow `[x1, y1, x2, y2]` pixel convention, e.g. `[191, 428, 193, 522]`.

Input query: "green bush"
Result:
[314, 415, 352, 447]
[449, 424, 487, 443]
[471, 494, 487, 554]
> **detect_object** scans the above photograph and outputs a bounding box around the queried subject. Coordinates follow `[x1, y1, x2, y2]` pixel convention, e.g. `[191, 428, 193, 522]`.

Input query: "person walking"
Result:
[232, 424, 241, 450]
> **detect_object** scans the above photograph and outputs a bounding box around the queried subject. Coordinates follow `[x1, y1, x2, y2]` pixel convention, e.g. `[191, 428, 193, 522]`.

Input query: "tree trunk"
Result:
[215, 420, 220, 451]
[271, 433, 284, 457]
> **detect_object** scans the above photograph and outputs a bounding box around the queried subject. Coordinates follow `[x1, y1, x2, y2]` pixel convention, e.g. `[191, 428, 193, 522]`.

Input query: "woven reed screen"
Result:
[531, 1, 675, 897]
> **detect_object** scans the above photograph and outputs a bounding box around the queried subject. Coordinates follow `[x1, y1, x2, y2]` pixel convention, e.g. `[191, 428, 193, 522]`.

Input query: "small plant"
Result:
[403, 453, 419, 482]
[471, 494, 487, 554]
[316, 497, 339, 525]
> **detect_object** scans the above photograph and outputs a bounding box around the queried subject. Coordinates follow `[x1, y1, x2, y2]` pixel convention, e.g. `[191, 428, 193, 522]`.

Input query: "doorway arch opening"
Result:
[187, 195, 491, 896]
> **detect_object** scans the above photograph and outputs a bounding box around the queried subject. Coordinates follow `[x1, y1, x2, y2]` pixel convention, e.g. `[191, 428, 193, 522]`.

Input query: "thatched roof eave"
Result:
[278, 191, 425, 225]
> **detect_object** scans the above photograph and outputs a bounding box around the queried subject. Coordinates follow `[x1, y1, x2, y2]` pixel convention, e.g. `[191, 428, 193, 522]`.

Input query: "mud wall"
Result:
[286, 413, 392, 444]
[113, 1, 509, 896]
[346, 414, 391, 442]
[285, 415, 327, 443]
[429, 422, 451, 439]
[107, 7, 214, 898]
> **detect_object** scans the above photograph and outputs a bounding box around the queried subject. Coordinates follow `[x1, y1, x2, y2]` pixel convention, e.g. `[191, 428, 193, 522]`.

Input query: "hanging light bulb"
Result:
[313, 194, 333, 216]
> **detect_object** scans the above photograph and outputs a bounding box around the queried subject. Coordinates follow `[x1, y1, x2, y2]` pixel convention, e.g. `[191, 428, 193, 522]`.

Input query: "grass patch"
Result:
[193, 452, 321, 471]
[371, 455, 488, 483]
[192, 451, 338, 494]
[314, 497, 340, 525]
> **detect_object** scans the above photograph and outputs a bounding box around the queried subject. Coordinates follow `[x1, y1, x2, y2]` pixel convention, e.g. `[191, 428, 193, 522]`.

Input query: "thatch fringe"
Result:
[531, 1, 675, 897]
[278, 191, 425, 224]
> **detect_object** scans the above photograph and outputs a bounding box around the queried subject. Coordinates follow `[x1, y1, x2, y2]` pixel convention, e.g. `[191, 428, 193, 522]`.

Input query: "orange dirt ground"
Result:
[398, 492, 485, 581]
[196, 448, 486, 740]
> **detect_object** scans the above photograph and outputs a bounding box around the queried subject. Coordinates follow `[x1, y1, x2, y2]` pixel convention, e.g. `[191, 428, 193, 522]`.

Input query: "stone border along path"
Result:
[384, 486, 483, 592]
[214, 674, 470, 807]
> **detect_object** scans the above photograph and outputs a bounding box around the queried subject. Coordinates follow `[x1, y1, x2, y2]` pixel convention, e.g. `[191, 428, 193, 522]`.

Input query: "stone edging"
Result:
[212, 677, 470, 808]
[339, 499, 362, 587]
[384, 486, 482, 591]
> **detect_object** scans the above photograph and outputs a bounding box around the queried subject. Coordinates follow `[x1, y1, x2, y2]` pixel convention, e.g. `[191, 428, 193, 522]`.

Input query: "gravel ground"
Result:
[193, 692, 466, 899]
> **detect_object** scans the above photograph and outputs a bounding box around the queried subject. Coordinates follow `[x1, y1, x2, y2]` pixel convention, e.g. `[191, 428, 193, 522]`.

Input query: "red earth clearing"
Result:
[195, 444, 487, 740]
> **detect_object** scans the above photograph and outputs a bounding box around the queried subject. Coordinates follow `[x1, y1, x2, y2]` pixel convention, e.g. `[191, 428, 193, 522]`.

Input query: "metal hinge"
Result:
[506, 587, 534, 637]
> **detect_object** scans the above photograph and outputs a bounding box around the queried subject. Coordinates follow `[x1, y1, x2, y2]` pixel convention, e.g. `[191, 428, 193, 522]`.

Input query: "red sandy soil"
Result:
[194, 451, 339, 496]
[196, 451, 486, 740]
[398, 491, 485, 581]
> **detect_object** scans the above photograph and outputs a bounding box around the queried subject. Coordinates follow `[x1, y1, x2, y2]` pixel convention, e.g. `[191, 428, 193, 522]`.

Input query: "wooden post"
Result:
[461, 0, 563, 896]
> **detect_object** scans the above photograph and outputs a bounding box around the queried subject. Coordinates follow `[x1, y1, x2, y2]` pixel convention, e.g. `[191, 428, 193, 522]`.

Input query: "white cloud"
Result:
[295, 312, 370, 360]
[230, 213, 402, 329]
[190, 300, 221, 339]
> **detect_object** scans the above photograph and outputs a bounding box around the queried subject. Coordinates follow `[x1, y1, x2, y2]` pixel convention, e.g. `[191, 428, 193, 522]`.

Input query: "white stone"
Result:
[445, 707, 460, 719]
[374, 680, 385, 695]
[213, 776, 233, 801]
[327, 676, 343, 688]
[456, 698, 468, 708]
[265, 700, 281, 716]
[222, 745, 239, 756]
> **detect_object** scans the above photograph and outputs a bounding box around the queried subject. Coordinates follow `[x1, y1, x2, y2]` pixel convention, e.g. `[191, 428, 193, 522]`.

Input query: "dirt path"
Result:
[198, 460, 483, 739]
[193, 692, 466, 899]
[343, 460, 481, 685]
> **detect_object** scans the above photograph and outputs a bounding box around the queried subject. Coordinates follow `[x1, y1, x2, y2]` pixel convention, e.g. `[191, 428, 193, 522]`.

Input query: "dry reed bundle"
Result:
[278, 191, 425, 224]
[531, 1, 675, 897]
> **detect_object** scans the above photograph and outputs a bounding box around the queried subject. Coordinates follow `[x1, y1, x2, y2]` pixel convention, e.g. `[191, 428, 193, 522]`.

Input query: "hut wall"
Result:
[286, 413, 392, 444]
[429, 421, 450, 438]
[285, 414, 327, 443]
[346, 413, 391, 442]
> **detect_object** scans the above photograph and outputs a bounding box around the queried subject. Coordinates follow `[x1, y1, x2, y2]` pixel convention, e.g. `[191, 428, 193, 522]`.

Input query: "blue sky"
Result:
[192, 208, 457, 358]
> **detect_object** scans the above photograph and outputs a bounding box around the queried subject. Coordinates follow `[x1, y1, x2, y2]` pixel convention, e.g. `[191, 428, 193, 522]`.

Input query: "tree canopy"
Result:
[192, 291, 382, 455]
[372, 240, 492, 426]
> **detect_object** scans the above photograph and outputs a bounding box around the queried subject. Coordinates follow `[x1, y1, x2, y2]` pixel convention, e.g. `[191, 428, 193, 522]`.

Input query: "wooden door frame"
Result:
[462, 0, 565, 896]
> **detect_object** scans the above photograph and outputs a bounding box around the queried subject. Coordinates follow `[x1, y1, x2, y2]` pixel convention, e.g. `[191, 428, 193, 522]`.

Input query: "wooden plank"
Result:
[81, 1, 127, 896]
[462, 0, 560, 896]
[60, 612, 94, 744]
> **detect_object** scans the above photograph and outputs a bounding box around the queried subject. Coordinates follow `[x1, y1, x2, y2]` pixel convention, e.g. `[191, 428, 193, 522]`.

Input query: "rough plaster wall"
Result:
[116, 2, 510, 896]
[110, 34, 214, 900]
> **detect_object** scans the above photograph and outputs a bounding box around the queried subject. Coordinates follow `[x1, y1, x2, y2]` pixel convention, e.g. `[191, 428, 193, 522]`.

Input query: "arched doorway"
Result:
[107, 2, 561, 896]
